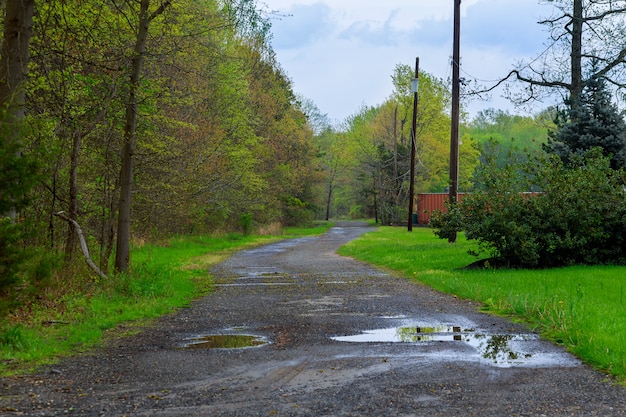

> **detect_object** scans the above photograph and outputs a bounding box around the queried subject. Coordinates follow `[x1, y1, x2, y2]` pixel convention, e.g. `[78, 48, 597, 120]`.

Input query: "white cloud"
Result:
[264, 0, 558, 123]
[269, 2, 334, 48]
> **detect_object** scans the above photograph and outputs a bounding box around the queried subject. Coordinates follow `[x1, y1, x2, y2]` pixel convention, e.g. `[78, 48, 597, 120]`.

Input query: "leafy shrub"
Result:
[431, 147, 626, 268]
[0, 324, 28, 351]
[0, 218, 26, 292]
[0, 222, 58, 314]
[282, 196, 314, 226]
[239, 213, 253, 235]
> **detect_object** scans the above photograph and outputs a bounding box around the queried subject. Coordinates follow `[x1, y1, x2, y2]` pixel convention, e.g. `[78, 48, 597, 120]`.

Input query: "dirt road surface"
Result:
[2, 222, 625, 416]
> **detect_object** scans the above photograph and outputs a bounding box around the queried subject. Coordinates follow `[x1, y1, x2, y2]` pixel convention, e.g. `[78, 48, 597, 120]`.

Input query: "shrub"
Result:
[0, 218, 26, 292]
[431, 148, 626, 268]
[239, 213, 253, 236]
[282, 196, 314, 226]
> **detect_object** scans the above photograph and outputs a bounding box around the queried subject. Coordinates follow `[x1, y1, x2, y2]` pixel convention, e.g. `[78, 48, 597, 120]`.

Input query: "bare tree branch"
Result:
[55, 211, 109, 280]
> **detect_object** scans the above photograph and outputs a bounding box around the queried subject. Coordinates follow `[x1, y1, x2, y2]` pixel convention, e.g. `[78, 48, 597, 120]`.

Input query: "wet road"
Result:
[2, 222, 625, 416]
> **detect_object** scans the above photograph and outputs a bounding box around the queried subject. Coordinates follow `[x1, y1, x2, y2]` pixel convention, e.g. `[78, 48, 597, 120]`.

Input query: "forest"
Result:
[3, 0, 626, 311]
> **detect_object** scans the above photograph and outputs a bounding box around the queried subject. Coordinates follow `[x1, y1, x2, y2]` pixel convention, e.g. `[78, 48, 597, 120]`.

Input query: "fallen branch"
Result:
[54, 211, 108, 280]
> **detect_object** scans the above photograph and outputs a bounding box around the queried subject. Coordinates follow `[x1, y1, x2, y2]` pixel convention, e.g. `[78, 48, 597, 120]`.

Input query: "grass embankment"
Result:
[0, 223, 332, 376]
[338, 226, 626, 383]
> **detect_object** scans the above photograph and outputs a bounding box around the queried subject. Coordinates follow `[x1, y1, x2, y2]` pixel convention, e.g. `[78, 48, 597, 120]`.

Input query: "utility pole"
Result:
[448, 0, 461, 243]
[407, 57, 419, 232]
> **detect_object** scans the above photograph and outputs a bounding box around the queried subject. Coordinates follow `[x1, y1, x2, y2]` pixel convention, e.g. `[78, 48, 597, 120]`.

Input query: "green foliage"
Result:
[239, 213, 253, 235]
[0, 325, 27, 352]
[337, 67, 473, 222]
[0, 215, 59, 314]
[467, 108, 552, 170]
[14, 0, 319, 265]
[0, 218, 26, 292]
[339, 226, 626, 382]
[0, 128, 38, 215]
[281, 196, 314, 227]
[432, 147, 626, 268]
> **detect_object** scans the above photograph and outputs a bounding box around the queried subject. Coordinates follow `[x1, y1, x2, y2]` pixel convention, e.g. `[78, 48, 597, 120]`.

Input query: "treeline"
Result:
[318, 63, 551, 225]
[1, 0, 319, 281]
[316, 65, 478, 225]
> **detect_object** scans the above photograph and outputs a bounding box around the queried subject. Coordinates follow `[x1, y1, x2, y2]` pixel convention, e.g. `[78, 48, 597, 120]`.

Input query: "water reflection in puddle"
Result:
[181, 334, 268, 349]
[331, 324, 572, 366]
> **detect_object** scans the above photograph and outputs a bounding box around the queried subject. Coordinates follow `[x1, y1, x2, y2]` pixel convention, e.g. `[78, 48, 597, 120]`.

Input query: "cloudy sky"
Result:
[262, 0, 558, 124]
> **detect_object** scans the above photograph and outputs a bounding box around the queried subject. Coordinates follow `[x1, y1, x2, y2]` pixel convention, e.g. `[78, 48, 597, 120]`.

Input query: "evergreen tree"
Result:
[0, 126, 38, 293]
[545, 76, 626, 170]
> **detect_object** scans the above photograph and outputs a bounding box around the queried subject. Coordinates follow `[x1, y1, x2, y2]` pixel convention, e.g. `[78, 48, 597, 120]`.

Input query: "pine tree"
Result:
[545, 76, 626, 170]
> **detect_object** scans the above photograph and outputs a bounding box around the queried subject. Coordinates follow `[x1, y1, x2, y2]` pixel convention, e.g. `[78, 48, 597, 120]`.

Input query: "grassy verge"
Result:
[338, 226, 626, 383]
[0, 223, 333, 376]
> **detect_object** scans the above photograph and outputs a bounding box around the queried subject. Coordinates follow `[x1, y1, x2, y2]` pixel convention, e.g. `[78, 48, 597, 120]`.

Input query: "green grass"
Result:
[338, 226, 626, 383]
[282, 221, 335, 236]
[0, 223, 333, 376]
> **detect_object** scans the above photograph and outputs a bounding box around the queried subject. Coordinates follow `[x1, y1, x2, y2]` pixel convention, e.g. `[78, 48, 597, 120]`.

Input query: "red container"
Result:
[416, 193, 466, 225]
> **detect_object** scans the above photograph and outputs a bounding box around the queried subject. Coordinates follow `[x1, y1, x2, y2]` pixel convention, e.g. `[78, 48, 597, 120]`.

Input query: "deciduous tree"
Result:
[0, 0, 35, 221]
[490, 0, 626, 113]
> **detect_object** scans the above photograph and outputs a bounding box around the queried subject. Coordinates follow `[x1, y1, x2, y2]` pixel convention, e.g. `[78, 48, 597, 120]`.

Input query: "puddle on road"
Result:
[214, 270, 299, 287]
[331, 324, 576, 367]
[181, 334, 268, 350]
[214, 282, 295, 287]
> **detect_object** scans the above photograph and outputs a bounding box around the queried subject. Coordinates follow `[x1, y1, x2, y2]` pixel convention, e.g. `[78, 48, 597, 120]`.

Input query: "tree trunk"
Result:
[393, 105, 398, 185]
[115, 0, 171, 273]
[100, 182, 118, 274]
[0, 0, 35, 221]
[55, 212, 108, 280]
[65, 129, 81, 262]
[570, 0, 584, 114]
[325, 161, 337, 221]
[115, 0, 150, 273]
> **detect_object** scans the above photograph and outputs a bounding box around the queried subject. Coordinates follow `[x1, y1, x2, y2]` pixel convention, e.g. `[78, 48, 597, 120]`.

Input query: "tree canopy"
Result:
[1, 0, 319, 278]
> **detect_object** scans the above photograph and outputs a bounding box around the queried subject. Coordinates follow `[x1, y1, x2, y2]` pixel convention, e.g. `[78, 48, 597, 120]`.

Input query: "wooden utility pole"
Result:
[407, 57, 419, 231]
[448, 0, 461, 243]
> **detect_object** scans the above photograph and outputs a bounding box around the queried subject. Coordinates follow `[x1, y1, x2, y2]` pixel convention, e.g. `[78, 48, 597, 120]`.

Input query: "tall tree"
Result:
[0, 0, 35, 221]
[115, 0, 171, 273]
[489, 0, 626, 113]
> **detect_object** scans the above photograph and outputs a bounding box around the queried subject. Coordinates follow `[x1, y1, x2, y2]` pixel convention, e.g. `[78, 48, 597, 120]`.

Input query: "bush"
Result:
[239, 213, 253, 235]
[282, 196, 314, 226]
[0, 219, 59, 314]
[431, 148, 626, 268]
[0, 218, 26, 292]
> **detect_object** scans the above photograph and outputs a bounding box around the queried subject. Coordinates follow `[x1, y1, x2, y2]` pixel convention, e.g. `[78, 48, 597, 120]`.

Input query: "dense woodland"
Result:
[3, 0, 626, 308]
[2, 0, 322, 280]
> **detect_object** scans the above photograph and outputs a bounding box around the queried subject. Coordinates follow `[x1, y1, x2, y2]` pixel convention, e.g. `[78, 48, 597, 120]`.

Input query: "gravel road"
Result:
[1, 222, 625, 416]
